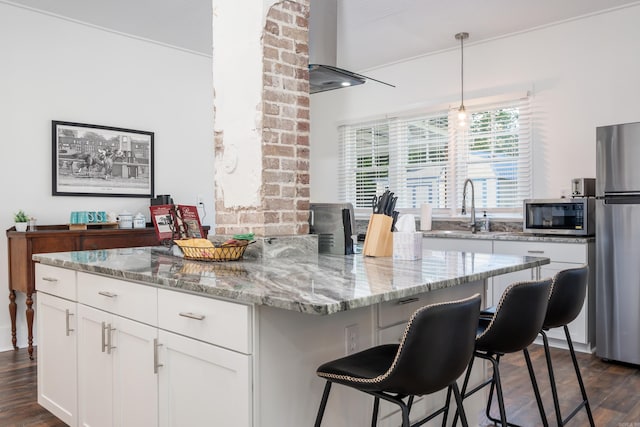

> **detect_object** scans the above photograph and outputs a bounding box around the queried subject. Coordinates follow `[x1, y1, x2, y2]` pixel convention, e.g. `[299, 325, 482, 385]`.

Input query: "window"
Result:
[338, 95, 531, 215]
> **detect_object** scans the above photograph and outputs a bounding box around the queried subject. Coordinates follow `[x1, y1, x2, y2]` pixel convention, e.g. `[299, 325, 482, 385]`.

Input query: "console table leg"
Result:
[9, 290, 17, 350]
[26, 292, 34, 360]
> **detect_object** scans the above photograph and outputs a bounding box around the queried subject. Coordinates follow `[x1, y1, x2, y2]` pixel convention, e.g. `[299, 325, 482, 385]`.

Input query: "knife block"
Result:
[363, 214, 393, 257]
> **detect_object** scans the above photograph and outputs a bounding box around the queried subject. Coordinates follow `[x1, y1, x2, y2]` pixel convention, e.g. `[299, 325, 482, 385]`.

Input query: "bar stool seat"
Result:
[454, 278, 553, 427]
[313, 294, 482, 427]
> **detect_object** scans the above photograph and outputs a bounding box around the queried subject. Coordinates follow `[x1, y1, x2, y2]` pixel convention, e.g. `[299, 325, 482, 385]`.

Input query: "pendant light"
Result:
[455, 32, 469, 129]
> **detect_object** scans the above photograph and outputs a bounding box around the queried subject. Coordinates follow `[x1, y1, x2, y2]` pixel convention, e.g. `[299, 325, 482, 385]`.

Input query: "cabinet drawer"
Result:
[77, 272, 157, 325]
[158, 290, 252, 354]
[493, 241, 587, 264]
[35, 264, 77, 300]
[378, 295, 427, 328]
[378, 282, 485, 329]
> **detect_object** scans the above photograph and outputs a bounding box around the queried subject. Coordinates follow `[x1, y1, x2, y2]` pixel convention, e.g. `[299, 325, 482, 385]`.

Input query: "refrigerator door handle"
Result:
[602, 195, 640, 204]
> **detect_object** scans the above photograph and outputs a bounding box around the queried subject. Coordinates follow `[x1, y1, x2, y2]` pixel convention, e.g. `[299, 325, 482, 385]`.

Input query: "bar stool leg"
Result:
[541, 331, 563, 426]
[451, 383, 469, 427]
[486, 356, 508, 427]
[371, 397, 380, 427]
[542, 328, 595, 427]
[451, 355, 475, 427]
[314, 381, 332, 427]
[564, 326, 595, 427]
[523, 347, 549, 427]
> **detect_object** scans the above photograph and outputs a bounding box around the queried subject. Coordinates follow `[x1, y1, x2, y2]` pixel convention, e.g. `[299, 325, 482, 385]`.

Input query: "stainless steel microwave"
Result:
[523, 198, 595, 236]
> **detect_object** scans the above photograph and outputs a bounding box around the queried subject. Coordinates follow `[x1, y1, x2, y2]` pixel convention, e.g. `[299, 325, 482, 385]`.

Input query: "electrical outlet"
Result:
[345, 324, 359, 355]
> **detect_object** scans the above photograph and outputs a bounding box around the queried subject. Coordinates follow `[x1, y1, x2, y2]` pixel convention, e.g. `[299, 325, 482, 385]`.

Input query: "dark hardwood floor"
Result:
[478, 344, 640, 427]
[0, 344, 638, 426]
[0, 349, 65, 427]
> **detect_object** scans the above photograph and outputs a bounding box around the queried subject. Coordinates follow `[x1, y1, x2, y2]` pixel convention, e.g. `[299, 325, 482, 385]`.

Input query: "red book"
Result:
[175, 205, 205, 238]
[149, 204, 179, 241]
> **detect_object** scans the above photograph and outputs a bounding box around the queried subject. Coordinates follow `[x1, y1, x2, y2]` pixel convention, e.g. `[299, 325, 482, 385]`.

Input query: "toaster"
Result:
[571, 178, 595, 197]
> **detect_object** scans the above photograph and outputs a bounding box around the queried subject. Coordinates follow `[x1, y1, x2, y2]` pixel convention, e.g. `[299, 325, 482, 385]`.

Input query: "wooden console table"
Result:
[7, 224, 165, 359]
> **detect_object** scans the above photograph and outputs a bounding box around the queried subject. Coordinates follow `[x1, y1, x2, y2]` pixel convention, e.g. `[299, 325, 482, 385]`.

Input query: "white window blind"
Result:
[339, 94, 531, 214]
[452, 97, 532, 212]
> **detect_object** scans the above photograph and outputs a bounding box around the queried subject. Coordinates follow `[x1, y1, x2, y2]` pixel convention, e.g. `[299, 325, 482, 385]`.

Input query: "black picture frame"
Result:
[52, 121, 154, 198]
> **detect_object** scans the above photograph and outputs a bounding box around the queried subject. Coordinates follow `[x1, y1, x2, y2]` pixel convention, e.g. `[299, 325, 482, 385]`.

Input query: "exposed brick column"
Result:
[213, 0, 310, 237]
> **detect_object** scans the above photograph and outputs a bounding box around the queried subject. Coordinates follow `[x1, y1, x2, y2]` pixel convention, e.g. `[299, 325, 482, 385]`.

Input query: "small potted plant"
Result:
[14, 210, 29, 232]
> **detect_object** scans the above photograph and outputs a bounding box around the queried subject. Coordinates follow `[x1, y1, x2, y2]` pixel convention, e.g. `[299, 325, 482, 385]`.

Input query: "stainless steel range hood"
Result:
[308, 0, 394, 94]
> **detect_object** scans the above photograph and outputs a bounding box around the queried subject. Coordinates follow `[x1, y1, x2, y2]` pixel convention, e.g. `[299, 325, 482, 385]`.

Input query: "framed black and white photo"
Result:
[52, 121, 154, 198]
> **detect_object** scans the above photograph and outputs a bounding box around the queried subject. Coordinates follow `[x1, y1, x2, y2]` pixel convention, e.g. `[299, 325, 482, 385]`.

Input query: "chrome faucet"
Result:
[461, 178, 478, 233]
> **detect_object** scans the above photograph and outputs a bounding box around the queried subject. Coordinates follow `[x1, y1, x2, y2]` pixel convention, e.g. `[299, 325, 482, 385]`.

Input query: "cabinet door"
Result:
[112, 315, 158, 426]
[37, 293, 78, 427]
[158, 330, 252, 427]
[77, 305, 113, 427]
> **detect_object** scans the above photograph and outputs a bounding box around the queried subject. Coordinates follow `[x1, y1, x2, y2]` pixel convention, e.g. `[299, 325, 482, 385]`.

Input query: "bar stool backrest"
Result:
[375, 294, 481, 396]
[544, 266, 589, 329]
[476, 279, 552, 354]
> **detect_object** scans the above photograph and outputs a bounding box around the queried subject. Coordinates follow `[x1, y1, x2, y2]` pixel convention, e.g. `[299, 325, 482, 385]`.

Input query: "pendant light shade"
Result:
[455, 32, 469, 129]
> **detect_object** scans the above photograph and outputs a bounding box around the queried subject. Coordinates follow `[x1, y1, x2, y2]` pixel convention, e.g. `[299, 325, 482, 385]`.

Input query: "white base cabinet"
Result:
[423, 236, 595, 352]
[77, 304, 158, 427]
[492, 240, 594, 352]
[158, 330, 251, 427]
[36, 265, 252, 427]
[36, 291, 77, 426]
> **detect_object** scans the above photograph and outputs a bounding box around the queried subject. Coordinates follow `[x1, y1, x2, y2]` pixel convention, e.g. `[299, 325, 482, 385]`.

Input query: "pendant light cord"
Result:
[460, 35, 464, 106]
[455, 32, 469, 108]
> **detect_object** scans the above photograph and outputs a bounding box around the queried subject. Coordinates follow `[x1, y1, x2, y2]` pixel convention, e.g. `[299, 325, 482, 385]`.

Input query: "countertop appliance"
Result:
[596, 121, 640, 365]
[523, 198, 594, 236]
[571, 178, 596, 197]
[309, 203, 354, 255]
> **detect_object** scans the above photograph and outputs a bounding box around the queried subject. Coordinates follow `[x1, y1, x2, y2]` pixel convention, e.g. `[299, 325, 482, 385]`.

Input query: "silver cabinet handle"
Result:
[65, 309, 74, 336]
[42, 277, 58, 283]
[98, 291, 117, 298]
[107, 324, 116, 354]
[397, 297, 419, 305]
[179, 312, 205, 320]
[153, 338, 163, 374]
[527, 250, 545, 254]
[102, 321, 108, 353]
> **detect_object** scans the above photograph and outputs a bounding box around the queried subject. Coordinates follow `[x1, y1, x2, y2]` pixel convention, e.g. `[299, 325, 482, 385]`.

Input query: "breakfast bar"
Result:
[33, 247, 549, 426]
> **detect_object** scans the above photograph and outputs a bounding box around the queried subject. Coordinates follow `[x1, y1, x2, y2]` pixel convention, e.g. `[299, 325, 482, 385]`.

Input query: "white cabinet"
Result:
[158, 330, 251, 427]
[493, 240, 594, 351]
[37, 265, 253, 427]
[77, 304, 158, 427]
[422, 236, 595, 352]
[157, 289, 252, 427]
[36, 292, 77, 426]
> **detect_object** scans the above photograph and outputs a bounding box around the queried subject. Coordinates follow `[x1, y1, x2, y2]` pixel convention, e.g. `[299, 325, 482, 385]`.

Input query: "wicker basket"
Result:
[179, 241, 250, 262]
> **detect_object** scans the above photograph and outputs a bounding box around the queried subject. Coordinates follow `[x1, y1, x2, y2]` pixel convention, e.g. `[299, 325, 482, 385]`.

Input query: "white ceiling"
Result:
[6, 0, 640, 69]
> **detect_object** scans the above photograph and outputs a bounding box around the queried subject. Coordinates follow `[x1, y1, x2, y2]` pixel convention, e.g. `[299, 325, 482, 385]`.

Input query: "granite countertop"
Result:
[33, 247, 549, 315]
[422, 230, 595, 243]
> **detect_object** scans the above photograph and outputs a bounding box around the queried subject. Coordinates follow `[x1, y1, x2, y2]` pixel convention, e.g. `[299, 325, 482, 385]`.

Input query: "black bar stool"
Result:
[313, 294, 482, 427]
[454, 278, 553, 427]
[536, 266, 595, 426]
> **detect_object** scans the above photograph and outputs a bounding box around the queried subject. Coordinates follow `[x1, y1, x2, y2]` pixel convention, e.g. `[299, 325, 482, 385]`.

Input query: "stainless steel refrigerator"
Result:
[596, 122, 640, 364]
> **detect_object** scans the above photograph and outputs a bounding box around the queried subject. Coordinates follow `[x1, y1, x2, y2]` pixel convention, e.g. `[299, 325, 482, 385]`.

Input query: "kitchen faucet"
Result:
[461, 178, 478, 233]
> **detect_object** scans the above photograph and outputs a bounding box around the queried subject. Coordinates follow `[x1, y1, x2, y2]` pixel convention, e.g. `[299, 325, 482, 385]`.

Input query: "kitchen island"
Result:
[33, 246, 549, 427]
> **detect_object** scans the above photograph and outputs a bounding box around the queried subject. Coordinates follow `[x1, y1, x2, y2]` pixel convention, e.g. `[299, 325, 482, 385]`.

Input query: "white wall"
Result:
[0, 3, 214, 351]
[310, 5, 640, 204]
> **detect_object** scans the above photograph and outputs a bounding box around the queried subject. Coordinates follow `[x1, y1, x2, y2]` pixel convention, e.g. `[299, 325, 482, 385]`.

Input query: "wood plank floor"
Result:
[0, 345, 638, 426]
